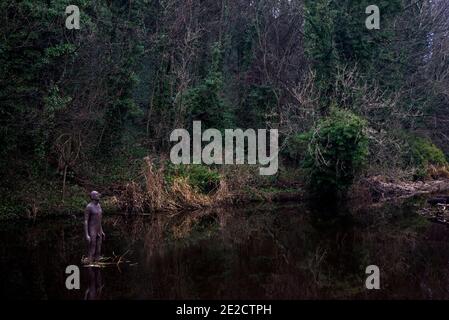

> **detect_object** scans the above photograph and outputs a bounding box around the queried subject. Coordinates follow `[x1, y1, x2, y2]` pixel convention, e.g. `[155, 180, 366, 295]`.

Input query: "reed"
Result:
[118, 157, 235, 213]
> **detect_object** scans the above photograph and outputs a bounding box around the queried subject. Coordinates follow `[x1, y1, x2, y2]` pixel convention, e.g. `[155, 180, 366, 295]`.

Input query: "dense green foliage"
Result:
[300, 109, 368, 195]
[185, 43, 234, 130]
[409, 137, 448, 167]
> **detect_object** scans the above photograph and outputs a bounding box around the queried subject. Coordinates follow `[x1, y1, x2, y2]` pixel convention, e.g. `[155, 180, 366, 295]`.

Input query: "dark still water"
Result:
[1, 198, 449, 300]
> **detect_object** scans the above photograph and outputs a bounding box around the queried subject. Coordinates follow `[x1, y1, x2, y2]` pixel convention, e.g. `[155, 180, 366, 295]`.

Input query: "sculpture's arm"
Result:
[84, 207, 91, 242]
[100, 221, 105, 240]
[99, 204, 105, 240]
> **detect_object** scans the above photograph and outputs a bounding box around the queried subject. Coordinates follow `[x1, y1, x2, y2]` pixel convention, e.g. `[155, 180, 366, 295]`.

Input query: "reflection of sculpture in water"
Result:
[84, 267, 103, 300]
[84, 191, 106, 263]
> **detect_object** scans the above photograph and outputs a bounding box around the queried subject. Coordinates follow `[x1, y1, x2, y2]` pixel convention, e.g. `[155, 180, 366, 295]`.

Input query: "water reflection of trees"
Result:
[112, 202, 449, 299]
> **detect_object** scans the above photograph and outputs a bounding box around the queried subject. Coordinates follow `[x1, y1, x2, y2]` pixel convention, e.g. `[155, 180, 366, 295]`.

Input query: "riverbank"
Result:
[3, 173, 449, 222]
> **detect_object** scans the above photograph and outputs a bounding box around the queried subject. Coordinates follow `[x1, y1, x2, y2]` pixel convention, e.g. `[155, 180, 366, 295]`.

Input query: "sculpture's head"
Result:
[90, 191, 101, 202]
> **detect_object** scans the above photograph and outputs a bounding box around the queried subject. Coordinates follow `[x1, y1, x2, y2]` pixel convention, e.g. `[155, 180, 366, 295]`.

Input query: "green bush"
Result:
[285, 132, 309, 165]
[409, 137, 447, 167]
[300, 109, 368, 196]
[408, 136, 447, 179]
[165, 164, 221, 195]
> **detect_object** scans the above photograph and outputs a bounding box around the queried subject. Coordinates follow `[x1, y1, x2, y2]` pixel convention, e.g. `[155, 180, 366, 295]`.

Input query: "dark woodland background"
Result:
[1, 0, 449, 217]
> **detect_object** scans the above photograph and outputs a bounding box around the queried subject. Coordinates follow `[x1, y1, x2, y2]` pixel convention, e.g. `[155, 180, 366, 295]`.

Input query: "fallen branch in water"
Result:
[419, 204, 449, 226]
[81, 250, 134, 268]
[363, 176, 449, 202]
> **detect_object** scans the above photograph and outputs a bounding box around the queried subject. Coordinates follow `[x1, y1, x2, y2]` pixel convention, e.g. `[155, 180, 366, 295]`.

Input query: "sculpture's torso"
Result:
[86, 202, 102, 236]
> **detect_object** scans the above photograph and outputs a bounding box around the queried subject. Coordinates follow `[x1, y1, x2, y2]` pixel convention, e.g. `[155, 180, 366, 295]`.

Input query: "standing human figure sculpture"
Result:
[84, 191, 105, 263]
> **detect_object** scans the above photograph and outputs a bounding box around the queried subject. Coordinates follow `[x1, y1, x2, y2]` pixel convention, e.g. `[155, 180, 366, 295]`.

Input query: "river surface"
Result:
[1, 197, 449, 300]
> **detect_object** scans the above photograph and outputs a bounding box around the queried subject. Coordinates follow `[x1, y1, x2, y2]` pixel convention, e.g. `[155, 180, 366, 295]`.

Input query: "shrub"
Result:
[408, 136, 448, 179]
[165, 164, 221, 195]
[285, 132, 309, 165]
[300, 109, 368, 196]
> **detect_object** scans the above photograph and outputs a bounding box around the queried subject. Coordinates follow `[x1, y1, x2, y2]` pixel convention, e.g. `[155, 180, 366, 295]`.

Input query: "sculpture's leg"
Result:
[94, 234, 102, 261]
[88, 235, 97, 262]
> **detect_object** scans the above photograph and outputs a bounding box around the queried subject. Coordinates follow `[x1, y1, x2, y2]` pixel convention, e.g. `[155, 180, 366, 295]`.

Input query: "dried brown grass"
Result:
[428, 165, 449, 179]
[142, 157, 177, 211]
[119, 182, 145, 214]
[118, 157, 237, 213]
